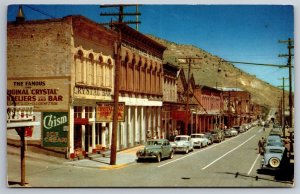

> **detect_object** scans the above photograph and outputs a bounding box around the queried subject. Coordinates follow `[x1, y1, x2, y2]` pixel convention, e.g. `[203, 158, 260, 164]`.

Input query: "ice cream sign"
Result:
[42, 112, 68, 147]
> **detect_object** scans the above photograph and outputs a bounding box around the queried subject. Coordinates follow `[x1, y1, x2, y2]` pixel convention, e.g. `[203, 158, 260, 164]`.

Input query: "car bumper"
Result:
[137, 154, 158, 159]
[174, 147, 187, 152]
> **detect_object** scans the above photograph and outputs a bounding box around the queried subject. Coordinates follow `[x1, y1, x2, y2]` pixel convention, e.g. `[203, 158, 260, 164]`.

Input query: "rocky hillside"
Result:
[148, 35, 284, 108]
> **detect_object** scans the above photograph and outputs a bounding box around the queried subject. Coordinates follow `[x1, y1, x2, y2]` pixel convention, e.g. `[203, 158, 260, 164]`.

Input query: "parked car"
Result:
[136, 139, 174, 162]
[224, 130, 232, 138]
[171, 135, 193, 154]
[261, 144, 286, 169]
[229, 128, 238, 136]
[269, 127, 283, 137]
[273, 124, 282, 129]
[241, 124, 249, 131]
[191, 133, 209, 148]
[233, 125, 245, 133]
[204, 133, 214, 144]
[211, 129, 225, 143]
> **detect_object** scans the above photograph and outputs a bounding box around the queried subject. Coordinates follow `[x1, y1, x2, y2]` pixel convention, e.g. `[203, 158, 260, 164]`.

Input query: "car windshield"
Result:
[191, 134, 203, 138]
[146, 140, 162, 146]
[175, 137, 188, 141]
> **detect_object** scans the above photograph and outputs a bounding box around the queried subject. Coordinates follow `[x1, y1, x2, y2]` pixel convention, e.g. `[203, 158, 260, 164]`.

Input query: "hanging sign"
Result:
[96, 102, 125, 122]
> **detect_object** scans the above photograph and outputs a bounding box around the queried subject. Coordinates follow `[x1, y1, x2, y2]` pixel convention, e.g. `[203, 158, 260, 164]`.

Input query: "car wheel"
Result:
[185, 147, 189, 154]
[169, 151, 174, 159]
[269, 157, 280, 168]
[156, 154, 161, 163]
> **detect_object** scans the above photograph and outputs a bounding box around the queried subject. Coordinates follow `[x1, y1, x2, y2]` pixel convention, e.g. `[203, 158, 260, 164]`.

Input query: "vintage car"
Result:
[211, 129, 225, 143]
[204, 133, 214, 144]
[224, 130, 232, 138]
[233, 125, 244, 133]
[269, 127, 283, 137]
[241, 124, 249, 131]
[171, 135, 193, 154]
[190, 133, 209, 148]
[136, 139, 174, 162]
[261, 145, 286, 169]
[229, 128, 238, 136]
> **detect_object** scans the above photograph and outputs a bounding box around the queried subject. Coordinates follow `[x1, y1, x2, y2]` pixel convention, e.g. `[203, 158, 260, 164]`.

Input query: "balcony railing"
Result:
[7, 106, 34, 123]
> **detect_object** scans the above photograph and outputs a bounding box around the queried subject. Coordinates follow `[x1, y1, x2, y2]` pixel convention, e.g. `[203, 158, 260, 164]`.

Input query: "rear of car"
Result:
[191, 134, 208, 148]
[261, 146, 285, 169]
[173, 135, 193, 153]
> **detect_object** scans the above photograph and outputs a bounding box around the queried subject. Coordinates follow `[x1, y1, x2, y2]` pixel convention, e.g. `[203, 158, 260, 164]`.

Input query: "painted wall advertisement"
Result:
[96, 102, 125, 122]
[7, 78, 69, 111]
[43, 112, 68, 147]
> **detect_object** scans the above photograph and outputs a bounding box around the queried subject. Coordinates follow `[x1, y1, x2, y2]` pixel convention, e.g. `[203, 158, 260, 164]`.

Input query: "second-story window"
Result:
[74, 106, 82, 118]
[85, 106, 93, 119]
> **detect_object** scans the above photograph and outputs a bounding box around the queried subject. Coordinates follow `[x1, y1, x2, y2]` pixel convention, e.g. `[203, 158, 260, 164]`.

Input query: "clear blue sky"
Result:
[7, 4, 294, 89]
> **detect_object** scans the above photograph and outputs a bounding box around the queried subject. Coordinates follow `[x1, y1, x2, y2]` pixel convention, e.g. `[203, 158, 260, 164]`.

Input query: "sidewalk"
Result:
[64, 145, 145, 170]
[7, 144, 145, 170]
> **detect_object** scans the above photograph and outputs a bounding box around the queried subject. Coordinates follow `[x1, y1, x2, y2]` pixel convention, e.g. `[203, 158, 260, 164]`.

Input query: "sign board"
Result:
[73, 85, 112, 101]
[7, 78, 69, 111]
[171, 111, 190, 121]
[42, 112, 68, 147]
[96, 102, 125, 122]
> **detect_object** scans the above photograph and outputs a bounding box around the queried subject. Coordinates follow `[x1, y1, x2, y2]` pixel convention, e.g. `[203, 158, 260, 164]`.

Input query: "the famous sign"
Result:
[96, 102, 125, 122]
[42, 112, 68, 147]
[7, 78, 69, 111]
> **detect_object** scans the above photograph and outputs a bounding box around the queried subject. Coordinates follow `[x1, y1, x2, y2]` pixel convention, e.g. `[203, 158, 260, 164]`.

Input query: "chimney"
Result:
[16, 5, 25, 23]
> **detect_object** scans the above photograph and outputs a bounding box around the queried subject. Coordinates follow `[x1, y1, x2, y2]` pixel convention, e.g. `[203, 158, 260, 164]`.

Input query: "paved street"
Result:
[6, 125, 293, 188]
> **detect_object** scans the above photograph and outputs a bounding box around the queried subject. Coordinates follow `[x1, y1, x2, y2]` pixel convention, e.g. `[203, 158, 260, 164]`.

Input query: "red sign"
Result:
[96, 102, 125, 122]
[25, 126, 33, 137]
[74, 118, 89, 125]
[171, 111, 190, 121]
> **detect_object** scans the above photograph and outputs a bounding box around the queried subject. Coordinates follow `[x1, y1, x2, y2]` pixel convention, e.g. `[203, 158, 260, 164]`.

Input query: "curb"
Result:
[99, 163, 128, 170]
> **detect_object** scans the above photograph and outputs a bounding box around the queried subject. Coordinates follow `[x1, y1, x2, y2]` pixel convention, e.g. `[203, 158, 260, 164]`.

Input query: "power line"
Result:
[23, 5, 56, 19]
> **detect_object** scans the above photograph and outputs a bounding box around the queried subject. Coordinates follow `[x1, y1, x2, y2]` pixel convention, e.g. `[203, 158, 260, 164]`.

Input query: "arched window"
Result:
[97, 56, 103, 86]
[107, 58, 112, 87]
[75, 50, 83, 83]
[88, 53, 94, 85]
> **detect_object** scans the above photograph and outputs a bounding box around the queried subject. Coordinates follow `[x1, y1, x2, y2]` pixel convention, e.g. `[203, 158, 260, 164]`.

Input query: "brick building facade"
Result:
[7, 15, 119, 158]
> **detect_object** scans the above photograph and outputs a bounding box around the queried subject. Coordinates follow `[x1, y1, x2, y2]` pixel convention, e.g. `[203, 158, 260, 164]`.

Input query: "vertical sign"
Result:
[43, 112, 68, 147]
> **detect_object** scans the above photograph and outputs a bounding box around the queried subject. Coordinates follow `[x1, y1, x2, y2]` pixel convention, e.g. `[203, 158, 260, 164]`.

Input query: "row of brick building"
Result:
[7, 13, 263, 159]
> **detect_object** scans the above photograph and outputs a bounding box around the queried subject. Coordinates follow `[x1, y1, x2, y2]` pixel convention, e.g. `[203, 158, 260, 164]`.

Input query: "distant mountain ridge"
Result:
[147, 34, 283, 108]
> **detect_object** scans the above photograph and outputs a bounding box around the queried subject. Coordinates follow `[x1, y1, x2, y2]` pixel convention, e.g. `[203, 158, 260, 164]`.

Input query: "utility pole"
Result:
[178, 57, 202, 135]
[100, 5, 141, 27]
[100, 4, 140, 165]
[278, 77, 288, 137]
[279, 38, 294, 128]
[185, 58, 191, 135]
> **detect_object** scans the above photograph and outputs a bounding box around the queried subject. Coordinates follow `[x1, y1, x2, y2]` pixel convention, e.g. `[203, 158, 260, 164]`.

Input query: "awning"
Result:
[171, 111, 190, 121]
[74, 118, 89, 125]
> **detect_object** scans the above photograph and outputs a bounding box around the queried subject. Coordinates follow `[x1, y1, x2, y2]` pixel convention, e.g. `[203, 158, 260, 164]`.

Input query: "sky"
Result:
[6, 4, 294, 89]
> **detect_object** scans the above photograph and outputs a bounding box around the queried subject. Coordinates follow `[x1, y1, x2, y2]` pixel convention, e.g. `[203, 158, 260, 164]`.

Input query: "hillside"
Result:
[147, 35, 283, 108]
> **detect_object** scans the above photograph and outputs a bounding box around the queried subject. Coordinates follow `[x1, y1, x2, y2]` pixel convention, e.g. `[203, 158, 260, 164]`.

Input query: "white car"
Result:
[172, 135, 193, 154]
[229, 128, 238, 136]
[191, 133, 209, 148]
